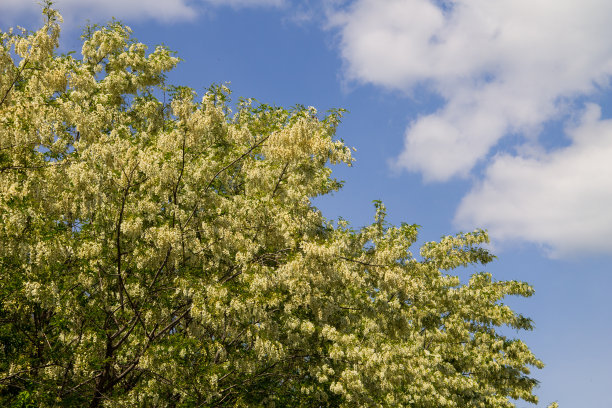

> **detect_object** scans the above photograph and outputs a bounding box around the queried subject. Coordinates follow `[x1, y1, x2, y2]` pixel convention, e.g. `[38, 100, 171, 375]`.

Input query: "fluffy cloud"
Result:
[332, 0, 612, 180]
[0, 0, 284, 26]
[332, 0, 612, 255]
[455, 104, 612, 256]
[0, 0, 197, 24]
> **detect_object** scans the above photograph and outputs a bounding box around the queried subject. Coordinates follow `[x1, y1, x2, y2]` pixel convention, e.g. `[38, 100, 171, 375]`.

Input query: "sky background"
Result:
[2, 1, 611, 406]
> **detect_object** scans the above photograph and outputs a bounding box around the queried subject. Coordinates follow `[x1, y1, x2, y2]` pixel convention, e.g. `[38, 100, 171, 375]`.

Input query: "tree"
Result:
[0, 7, 549, 407]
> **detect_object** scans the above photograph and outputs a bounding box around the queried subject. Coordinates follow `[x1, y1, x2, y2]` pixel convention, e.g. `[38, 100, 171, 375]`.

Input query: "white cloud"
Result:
[0, 0, 197, 25]
[0, 0, 284, 27]
[331, 0, 612, 181]
[203, 0, 285, 7]
[455, 104, 612, 257]
[331, 0, 612, 255]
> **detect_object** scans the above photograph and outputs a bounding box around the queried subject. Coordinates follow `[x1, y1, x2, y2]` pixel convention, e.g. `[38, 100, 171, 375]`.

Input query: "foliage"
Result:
[0, 7, 548, 407]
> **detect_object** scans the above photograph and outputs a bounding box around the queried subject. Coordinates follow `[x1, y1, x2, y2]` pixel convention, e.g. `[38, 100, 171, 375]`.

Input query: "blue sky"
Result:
[2, 1, 611, 406]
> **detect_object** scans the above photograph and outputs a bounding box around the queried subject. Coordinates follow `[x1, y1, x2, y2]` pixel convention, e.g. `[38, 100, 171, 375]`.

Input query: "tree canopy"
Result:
[0, 7, 550, 407]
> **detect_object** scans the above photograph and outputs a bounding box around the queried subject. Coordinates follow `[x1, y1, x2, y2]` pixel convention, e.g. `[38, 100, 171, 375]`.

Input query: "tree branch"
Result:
[0, 59, 28, 109]
[271, 162, 289, 197]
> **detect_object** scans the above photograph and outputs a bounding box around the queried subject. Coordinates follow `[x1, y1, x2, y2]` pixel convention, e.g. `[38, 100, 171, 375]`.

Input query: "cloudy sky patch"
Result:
[0, 0, 284, 25]
[331, 0, 612, 254]
[455, 103, 612, 256]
